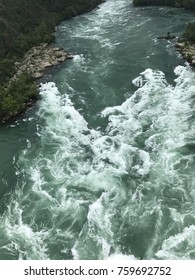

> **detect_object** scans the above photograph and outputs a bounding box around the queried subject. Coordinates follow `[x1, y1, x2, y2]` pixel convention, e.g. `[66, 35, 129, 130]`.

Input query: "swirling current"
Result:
[0, 0, 195, 260]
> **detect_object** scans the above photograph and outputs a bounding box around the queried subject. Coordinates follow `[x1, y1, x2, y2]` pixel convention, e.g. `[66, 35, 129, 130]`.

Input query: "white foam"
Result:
[156, 225, 195, 259]
[4, 62, 195, 260]
[3, 201, 49, 259]
[107, 253, 137, 260]
[73, 54, 85, 64]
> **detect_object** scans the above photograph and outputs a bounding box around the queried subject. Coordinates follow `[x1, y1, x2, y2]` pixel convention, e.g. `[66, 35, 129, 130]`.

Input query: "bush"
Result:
[132, 0, 195, 8]
[184, 0, 195, 10]
[0, 0, 103, 85]
[186, 52, 193, 62]
[0, 72, 38, 120]
[182, 22, 195, 42]
[0, 58, 15, 84]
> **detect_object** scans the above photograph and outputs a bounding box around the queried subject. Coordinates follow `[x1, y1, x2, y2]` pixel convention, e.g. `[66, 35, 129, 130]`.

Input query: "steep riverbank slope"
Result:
[1, 0, 195, 259]
[133, 0, 195, 9]
[0, 0, 103, 82]
[0, 0, 103, 122]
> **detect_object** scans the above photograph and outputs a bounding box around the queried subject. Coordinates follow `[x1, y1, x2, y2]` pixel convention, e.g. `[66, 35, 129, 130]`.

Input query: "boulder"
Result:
[157, 35, 176, 40]
[40, 61, 52, 69]
[34, 72, 43, 79]
[191, 60, 195, 66]
[175, 42, 185, 49]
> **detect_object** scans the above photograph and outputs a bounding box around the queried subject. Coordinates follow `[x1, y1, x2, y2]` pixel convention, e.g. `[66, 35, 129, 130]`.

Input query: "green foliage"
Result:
[0, 0, 103, 122]
[186, 52, 193, 62]
[0, 58, 15, 84]
[10, 21, 56, 56]
[184, 0, 195, 9]
[0, 73, 38, 120]
[182, 22, 195, 42]
[0, 0, 103, 84]
[132, 0, 195, 8]
[0, 0, 103, 123]
[133, 0, 177, 6]
[132, 0, 195, 44]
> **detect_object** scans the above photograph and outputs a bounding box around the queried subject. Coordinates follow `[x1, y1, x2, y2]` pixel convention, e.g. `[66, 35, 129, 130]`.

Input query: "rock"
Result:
[157, 34, 176, 40]
[55, 52, 64, 58]
[11, 44, 74, 81]
[34, 72, 43, 79]
[40, 61, 52, 69]
[175, 42, 185, 49]
[157, 32, 176, 40]
[57, 56, 67, 62]
[51, 61, 59, 66]
[175, 40, 195, 67]
[67, 54, 74, 59]
[14, 61, 20, 67]
[52, 47, 61, 51]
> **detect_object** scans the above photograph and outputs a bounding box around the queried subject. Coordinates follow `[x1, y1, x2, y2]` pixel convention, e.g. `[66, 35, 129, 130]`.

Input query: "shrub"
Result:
[183, 22, 195, 42]
[186, 52, 193, 62]
[0, 72, 38, 120]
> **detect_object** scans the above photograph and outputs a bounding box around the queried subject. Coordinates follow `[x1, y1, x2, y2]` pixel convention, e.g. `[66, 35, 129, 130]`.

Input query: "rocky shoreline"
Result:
[175, 42, 195, 66]
[12, 43, 73, 81]
[0, 44, 74, 124]
[0, 0, 105, 125]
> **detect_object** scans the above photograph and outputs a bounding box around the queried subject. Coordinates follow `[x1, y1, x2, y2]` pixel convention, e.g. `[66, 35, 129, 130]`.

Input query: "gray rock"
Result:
[175, 42, 185, 49]
[11, 44, 74, 81]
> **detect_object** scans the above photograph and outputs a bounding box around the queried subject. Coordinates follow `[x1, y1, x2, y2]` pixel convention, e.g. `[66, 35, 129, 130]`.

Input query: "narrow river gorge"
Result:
[0, 0, 195, 260]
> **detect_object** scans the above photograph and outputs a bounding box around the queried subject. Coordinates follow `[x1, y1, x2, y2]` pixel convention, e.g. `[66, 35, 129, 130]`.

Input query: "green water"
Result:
[0, 0, 195, 260]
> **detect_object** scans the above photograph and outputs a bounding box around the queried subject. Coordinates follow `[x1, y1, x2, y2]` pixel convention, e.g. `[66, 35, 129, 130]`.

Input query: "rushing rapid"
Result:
[0, 0, 195, 260]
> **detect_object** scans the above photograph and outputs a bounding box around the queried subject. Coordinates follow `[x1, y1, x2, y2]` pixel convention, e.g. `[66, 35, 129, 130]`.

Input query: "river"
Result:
[0, 0, 195, 260]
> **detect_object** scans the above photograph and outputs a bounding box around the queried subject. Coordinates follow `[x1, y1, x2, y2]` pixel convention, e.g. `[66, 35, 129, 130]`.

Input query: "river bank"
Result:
[1, 0, 194, 124]
[1, 0, 195, 260]
[132, 0, 195, 10]
[175, 41, 195, 65]
[12, 43, 73, 81]
[0, 44, 74, 124]
[0, 44, 74, 125]
[132, 0, 195, 66]
[0, 0, 104, 124]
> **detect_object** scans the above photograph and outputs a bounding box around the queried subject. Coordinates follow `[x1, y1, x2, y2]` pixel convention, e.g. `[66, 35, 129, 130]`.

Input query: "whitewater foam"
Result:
[2, 57, 195, 260]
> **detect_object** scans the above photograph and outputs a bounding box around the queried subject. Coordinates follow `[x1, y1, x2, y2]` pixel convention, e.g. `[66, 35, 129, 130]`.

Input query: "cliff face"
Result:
[0, 0, 103, 82]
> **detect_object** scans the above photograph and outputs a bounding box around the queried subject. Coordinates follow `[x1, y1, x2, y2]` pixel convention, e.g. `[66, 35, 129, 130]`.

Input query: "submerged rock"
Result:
[157, 32, 176, 40]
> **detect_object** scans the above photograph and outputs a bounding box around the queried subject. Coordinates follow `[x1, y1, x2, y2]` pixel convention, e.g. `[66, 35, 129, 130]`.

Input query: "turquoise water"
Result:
[0, 0, 195, 259]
